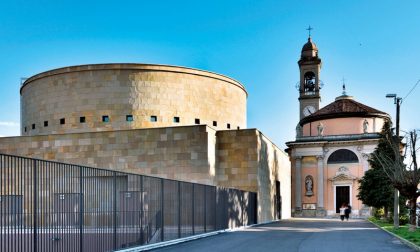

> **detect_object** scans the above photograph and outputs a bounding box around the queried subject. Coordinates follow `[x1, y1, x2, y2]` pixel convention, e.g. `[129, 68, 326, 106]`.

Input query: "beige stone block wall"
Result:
[216, 129, 291, 222]
[256, 132, 292, 221]
[20, 64, 247, 136]
[0, 125, 217, 185]
[0, 125, 291, 223]
[216, 130, 258, 192]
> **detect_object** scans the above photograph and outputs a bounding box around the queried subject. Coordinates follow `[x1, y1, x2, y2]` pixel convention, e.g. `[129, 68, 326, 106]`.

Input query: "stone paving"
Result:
[153, 218, 415, 252]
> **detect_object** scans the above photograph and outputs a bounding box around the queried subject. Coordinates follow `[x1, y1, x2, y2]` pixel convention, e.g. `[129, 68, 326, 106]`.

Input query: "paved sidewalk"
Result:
[153, 218, 414, 252]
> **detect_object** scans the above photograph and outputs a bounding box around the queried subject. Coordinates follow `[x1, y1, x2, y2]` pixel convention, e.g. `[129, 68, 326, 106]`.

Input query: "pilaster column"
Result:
[317, 156, 324, 208]
[295, 156, 302, 210]
[362, 153, 370, 172]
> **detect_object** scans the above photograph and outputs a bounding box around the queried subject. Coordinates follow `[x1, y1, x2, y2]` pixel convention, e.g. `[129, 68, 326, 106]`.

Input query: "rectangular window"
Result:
[173, 117, 180, 123]
[237, 126, 240, 130]
[31, 124, 35, 130]
[60, 118, 65, 125]
[227, 123, 231, 129]
[44, 121, 48, 127]
[195, 118, 200, 124]
[150, 115, 157, 122]
[126, 115, 133, 122]
[24, 127, 27, 132]
[80, 117, 86, 123]
[213, 121, 217, 127]
[102, 115, 109, 122]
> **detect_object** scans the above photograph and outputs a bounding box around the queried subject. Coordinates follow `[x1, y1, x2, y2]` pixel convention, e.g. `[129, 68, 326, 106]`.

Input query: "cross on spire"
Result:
[342, 77, 347, 95]
[306, 25, 313, 38]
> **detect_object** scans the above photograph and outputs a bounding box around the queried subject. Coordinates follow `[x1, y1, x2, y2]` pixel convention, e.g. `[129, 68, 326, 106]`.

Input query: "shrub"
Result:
[399, 215, 409, 225]
[387, 213, 409, 225]
[373, 208, 384, 219]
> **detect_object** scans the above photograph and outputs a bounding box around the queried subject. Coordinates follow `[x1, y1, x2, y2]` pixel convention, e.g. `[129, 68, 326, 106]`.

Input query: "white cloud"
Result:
[0, 121, 19, 127]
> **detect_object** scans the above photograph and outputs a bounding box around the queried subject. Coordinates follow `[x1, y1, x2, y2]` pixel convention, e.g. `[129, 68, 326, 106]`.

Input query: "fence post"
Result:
[0, 155, 2, 251]
[161, 179, 164, 242]
[242, 191, 244, 226]
[140, 176, 144, 245]
[224, 189, 227, 229]
[204, 186, 206, 233]
[33, 159, 37, 252]
[214, 187, 217, 230]
[192, 184, 195, 235]
[178, 181, 181, 238]
[79, 166, 84, 252]
[113, 172, 117, 251]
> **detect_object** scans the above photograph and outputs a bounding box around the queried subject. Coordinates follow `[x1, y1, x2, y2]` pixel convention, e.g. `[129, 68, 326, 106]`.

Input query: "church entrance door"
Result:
[335, 186, 350, 213]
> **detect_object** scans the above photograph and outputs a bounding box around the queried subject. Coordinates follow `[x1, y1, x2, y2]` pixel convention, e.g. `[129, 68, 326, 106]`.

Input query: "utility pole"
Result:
[386, 93, 402, 229]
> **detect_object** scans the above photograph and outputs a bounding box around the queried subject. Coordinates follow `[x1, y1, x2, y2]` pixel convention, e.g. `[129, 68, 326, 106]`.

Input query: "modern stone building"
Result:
[20, 64, 247, 136]
[286, 36, 389, 217]
[0, 63, 291, 222]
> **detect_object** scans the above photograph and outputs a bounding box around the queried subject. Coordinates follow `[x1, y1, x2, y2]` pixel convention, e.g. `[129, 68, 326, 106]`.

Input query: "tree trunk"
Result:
[409, 198, 417, 232]
[384, 206, 389, 220]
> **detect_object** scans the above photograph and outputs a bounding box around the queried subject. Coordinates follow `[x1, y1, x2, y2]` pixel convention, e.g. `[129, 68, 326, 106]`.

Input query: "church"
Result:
[286, 36, 390, 217]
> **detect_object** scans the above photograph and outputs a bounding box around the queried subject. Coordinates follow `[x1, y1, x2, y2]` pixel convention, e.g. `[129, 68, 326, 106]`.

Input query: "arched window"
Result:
[327, 149, 358, 164]
[304, 71, 316, 93]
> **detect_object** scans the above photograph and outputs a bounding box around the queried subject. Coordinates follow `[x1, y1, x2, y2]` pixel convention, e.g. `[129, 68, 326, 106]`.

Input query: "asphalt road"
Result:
[153, 218, 414, 252]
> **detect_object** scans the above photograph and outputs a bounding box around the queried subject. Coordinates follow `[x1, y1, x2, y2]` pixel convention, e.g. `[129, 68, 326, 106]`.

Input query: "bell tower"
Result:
[298, 27, 322, 120]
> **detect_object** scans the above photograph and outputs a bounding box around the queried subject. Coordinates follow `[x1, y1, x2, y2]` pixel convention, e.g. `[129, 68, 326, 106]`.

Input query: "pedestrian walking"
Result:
[339, 203, 346, 221]
[345, 204, 351, 221]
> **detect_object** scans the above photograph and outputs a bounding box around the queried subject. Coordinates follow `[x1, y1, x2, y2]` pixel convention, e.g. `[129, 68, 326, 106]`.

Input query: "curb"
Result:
[118, 220, 281, 251]
[368, 220, 420, 251]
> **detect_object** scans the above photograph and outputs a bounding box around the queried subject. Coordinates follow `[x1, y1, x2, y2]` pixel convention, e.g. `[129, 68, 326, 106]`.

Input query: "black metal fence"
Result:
[0, 154, 257, 252]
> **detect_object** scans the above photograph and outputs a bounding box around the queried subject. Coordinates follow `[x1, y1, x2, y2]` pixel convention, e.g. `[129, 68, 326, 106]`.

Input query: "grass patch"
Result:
[369, 217, 420, 246]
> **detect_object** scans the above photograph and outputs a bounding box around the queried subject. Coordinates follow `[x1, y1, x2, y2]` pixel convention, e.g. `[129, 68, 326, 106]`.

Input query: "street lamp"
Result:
[386, 93, 402, 229]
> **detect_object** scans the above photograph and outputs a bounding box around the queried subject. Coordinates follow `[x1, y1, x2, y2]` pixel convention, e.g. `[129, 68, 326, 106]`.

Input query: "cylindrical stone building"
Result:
[20, 64, 247, 136]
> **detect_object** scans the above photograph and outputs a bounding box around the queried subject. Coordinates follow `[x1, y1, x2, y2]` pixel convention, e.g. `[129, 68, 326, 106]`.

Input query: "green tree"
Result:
[357, 120, 394, 218]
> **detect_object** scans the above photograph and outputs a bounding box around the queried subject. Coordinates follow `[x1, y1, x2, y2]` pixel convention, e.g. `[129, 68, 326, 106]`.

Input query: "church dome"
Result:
[298, 95, 389, 137]
[299, 95, 389, 126]
[301, 37, 319, 58]
[301, 37, 318, 52]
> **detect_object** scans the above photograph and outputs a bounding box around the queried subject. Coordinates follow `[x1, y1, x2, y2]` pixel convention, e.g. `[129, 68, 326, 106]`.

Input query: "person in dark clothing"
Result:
[344, 204, 351, 221]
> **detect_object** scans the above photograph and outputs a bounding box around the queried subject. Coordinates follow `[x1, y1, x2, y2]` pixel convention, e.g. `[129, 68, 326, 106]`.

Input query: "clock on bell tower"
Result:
[298, 27, 322, 120]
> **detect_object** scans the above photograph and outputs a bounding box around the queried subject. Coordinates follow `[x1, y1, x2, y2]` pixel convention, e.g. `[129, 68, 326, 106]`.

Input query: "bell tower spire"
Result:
[298, 27, 322, 120]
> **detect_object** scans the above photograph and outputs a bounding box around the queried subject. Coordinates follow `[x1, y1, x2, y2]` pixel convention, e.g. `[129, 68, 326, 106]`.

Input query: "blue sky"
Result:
[0, 0, 419, 148]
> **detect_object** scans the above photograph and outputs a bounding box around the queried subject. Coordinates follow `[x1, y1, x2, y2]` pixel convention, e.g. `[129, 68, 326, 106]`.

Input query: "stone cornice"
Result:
[21, 63, 247, 96]
[286, 133, 380, 148]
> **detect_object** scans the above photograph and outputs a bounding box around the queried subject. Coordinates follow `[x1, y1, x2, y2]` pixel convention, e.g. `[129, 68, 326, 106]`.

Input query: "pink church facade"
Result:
[286, 37, 389, 217]
[302, 117, 386, 137]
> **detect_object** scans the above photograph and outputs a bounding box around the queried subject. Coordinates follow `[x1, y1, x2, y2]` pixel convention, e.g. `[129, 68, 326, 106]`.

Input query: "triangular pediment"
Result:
[329, 173, 357, 181]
